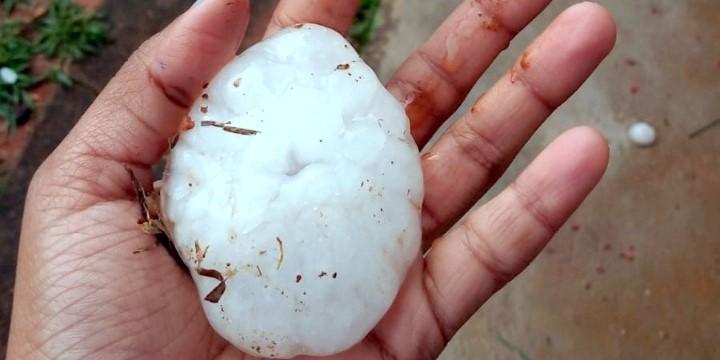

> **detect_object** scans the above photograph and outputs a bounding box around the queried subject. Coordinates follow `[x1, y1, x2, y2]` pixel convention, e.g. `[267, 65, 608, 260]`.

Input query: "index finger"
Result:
[264, 0, 359, 37]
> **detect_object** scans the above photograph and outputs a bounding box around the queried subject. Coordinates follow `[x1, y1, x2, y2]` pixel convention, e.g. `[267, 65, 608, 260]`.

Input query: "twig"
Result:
[689, 118, 720, 139]
[276, 237, 284, 270]
[200, 120, 259, 136]
[197, 267, 226, 303]
[125, 166, 186, 271]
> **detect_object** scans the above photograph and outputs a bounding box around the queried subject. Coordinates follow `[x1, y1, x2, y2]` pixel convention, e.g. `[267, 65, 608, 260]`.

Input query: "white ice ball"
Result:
[160, 24, 423, 358]
[628, 121, 656, 147]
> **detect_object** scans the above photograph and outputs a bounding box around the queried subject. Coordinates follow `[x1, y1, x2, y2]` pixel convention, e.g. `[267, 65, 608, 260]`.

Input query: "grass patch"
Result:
[37, 0, 108, 60]
[350, 0, 381, 53]
[0, 0, 108, 130]
[2, 0, 30, 12]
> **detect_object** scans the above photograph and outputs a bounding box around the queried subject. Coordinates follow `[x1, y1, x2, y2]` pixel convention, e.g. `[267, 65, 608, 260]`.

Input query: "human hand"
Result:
[7, 0, 615, 359]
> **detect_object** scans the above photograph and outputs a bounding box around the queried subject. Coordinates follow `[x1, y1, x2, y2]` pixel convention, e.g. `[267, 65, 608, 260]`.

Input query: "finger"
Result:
[264, 0, 359, 37]
[421, 2, 616, 241]
[422, 126, 609, 342]
[387, 0, 551, 146]
[46, 0, 249, 198]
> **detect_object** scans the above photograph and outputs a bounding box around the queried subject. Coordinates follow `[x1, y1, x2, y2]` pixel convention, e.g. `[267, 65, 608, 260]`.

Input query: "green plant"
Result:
[350, 0, 381, 52]
[0, 20, 35, 128]
[0, 0, 107, 129]
[36, 0, 108, 60]
[2, 0, 30, 12]
[0, 20, 33, 72]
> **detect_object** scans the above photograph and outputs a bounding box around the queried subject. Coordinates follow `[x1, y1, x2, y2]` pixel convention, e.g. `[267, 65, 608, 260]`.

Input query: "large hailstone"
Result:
[160, 24, 423, 358]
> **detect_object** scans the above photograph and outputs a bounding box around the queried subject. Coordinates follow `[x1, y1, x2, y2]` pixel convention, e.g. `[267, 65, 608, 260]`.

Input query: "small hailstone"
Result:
[628, 121, 656, 147]
[0, 67, 18, 85]
[160, 24, 423, 358]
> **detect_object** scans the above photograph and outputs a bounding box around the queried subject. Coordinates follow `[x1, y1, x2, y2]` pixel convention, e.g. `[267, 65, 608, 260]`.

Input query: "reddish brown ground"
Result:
[0, 0, 102, 181]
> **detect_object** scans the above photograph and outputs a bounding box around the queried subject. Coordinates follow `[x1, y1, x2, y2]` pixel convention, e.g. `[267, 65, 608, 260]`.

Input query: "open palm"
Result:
[8, 1, 615, 359]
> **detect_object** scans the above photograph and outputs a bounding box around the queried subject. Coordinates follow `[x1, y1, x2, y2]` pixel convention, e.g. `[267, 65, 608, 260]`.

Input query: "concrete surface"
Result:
[1, 0, 719, 359]
[371, 0, 720, 359]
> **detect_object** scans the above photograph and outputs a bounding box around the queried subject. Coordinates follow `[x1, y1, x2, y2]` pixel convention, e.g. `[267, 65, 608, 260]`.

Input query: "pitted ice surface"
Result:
[160, 24, 423, 358]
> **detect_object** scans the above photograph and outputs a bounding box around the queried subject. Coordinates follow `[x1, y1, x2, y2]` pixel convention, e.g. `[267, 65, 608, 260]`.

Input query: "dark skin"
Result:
[8, 0, 616, 359]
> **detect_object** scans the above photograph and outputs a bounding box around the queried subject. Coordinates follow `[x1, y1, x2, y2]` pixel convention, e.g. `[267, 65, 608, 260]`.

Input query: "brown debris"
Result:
[276, 237, 284, 270]
[197, 267, 226, 303]
[332, 272, 337, 279]
[199, 120, 225, 127]
[336, 63, 350, 70]
[204, 282, 226, 303]
[197, 267, 224, 281]
[689, 118, 720, 139]
[296, 274, 302, 283]
[169, 134, 179, 149]
[179, 116, 195, 131]
[481, 17, 502, 32]
[318, 271, 327, 278]
[127, 167, 165, 235]
[233, 78, 241, 87]
[223, 126, 259, 135]
[126, 169, 185, 269]
[194, 240, 209, 263]
[200, 120, 259, 136]
[520, 52, 530, 70]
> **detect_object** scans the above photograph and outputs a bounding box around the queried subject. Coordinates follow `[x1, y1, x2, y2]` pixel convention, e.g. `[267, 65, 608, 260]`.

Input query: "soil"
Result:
[0, 0, 280, 352]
